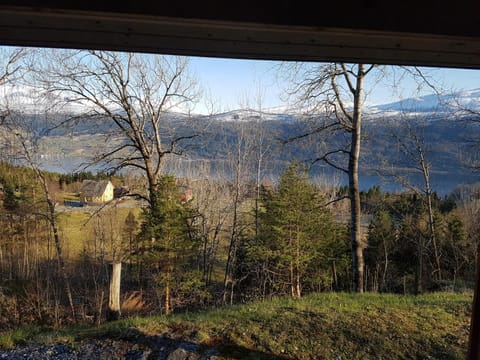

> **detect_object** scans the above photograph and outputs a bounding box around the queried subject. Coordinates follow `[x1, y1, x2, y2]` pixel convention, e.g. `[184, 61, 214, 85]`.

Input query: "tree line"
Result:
[0, 160, 477, 327]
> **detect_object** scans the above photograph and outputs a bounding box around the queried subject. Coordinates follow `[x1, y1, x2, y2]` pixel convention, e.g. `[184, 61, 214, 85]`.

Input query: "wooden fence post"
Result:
[107, 262, 121, 321]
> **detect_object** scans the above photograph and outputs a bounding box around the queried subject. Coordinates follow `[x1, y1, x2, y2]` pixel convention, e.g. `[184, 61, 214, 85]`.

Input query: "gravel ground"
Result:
[0, 337, 221, 360]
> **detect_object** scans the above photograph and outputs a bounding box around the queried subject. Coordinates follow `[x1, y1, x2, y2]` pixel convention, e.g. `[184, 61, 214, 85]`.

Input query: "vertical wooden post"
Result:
[107, 262, 121, 321]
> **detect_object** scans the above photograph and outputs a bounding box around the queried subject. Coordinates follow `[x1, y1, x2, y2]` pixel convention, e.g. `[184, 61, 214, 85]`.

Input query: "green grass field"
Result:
[62, 192, 80, 201]
[0, 292, 472, 359]
[56, 204, 142, 256]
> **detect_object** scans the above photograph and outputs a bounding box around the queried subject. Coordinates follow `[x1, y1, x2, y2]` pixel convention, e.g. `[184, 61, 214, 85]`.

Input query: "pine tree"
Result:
[140, 175, 201, 314]
[250, 163, 344, 298]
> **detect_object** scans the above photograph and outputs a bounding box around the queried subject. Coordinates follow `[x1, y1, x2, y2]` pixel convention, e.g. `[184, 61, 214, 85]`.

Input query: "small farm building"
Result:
[80, 180, 114, 204]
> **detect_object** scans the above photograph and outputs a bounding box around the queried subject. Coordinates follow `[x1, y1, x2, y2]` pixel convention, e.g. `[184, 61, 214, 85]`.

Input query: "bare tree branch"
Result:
[311, 149, 349, 174]
[34, 50, 201, 209]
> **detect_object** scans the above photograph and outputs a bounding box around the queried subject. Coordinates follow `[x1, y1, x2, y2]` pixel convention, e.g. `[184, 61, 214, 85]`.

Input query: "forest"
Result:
[0, 158, 477, 328]
[0, 48, 479, 332]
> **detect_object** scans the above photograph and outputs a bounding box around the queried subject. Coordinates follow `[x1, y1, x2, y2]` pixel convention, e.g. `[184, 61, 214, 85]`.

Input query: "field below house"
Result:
[55, 200, 143, 257]
[0, 292, 473, 359]
[62, 192, 80, 202]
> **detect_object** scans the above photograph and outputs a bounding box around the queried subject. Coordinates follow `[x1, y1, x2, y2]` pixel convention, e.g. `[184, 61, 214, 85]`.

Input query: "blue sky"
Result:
[189, 57, 281, 112]
[189, 56, 480, 113]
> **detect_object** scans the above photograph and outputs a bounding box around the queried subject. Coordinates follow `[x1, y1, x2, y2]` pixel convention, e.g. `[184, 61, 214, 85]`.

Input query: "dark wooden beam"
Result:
[2, 1, 479, 37]
[0, 5, 479, 68]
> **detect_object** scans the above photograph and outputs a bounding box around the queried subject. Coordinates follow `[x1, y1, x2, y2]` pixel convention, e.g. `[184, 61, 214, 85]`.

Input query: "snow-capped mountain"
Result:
[5, 87, 479, 194]
[204, 109, 296, 122]
[200, 88, 480, 121]
[372, 88, 480, 114]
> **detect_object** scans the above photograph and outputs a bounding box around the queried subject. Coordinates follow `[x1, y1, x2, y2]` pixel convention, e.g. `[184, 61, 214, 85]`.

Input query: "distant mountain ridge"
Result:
[7, 86, 480, 122]
[372, 88, 480, 113]
[195, 89, 480, 122]
[5, 89, 480, 195]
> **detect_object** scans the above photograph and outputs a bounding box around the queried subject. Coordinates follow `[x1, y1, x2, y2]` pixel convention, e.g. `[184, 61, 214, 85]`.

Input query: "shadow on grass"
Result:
[214, 344, 290, 359]
[145, 335, 290, 360]
[81, 327, 289, 360]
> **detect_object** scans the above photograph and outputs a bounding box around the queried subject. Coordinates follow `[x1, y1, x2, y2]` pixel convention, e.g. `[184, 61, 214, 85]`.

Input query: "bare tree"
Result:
[35, 50, 200, 210]
[375, 67, 454, 289]
[383, 112, 442, 287]
[454, 188, 480, 278]
[0, 47, 79, 321]
[237, 88, 273, 236]
[449, 92, 480, 171]
[0, 47, 28, 122]
[192, 176, 230, 288]
[250, 99, 273, 239]
[0, 47, 27, 86]
[0, 111, 76, 320]
[222, 121, 256, 304]
[284, 62, 376, 292]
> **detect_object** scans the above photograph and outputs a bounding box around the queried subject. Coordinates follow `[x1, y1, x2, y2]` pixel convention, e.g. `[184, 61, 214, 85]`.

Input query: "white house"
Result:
[80, 180, 114, 204]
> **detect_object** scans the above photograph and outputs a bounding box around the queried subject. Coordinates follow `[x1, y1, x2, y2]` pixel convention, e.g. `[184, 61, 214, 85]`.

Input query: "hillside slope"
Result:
[0, 292, 472, 359]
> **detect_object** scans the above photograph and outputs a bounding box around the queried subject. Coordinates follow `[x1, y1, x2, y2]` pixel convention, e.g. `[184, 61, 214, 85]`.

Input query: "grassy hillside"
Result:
[0, 292, 472, 359]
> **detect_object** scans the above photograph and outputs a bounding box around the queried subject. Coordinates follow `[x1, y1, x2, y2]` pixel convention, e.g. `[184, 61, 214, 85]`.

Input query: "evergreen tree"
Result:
[140, 175, 202, 314]
[245, 163, 346, 298]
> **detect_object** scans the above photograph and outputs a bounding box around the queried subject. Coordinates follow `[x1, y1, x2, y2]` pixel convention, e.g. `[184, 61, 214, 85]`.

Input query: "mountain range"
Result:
[7, 89, 480, 196]
[373, 88, 480, 113]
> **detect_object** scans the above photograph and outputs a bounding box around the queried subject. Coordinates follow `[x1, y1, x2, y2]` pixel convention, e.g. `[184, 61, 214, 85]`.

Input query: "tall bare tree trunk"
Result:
[389, 111, 442, 285]
[425, 179, 442, 281]
[223, 123, 250, 305]
[382, 236, 389, 291]
[165, 280, 171, 315]
[255, 155, 262, 237]
[223, 189, 239, 304]
[284, 62, 378, 293]
[331, 260, 338, 291]
[48, 199, 76, 320]
[295, 227, 301, 298]
[290, 259, 295, 298]
[416, 238, 424, 294]
[288, 227, 295, 298]
[349, 64, 365, 293]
